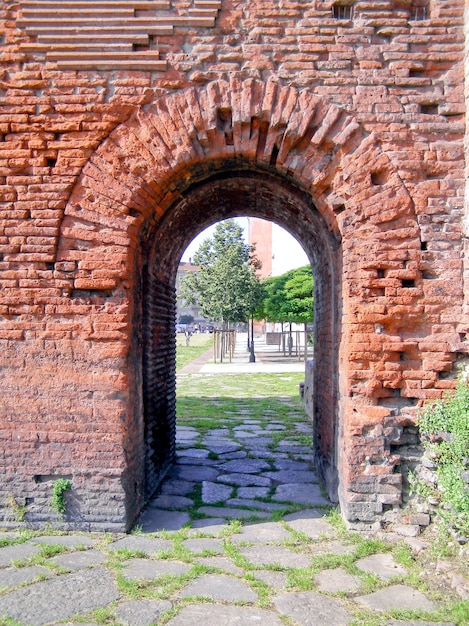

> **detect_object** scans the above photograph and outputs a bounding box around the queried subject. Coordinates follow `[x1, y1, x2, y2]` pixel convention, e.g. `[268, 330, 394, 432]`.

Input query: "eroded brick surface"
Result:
[0, 0, 466, 529]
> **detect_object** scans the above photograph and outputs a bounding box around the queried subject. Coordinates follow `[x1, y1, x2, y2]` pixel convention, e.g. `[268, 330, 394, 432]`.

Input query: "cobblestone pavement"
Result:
[0, 337, 467, 625]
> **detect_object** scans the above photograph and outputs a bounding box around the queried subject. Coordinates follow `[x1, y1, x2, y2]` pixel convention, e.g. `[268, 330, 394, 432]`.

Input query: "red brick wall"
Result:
[249, 218, 273, 279]
[0, 0, 466, 530]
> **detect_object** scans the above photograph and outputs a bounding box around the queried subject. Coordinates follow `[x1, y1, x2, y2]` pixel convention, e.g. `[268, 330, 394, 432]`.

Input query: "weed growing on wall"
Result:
[50, 478, 72, 515]
[419, 379, 469, 539]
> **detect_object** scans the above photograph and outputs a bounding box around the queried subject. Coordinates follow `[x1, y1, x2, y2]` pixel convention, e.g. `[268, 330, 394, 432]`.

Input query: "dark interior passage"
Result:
[141, 170, 341, 508]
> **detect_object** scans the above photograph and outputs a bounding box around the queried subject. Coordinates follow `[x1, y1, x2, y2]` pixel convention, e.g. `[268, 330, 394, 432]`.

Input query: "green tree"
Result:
[180, 220, 262, 327]
[283, 265, 314, 325]
[259, 265, 314, 355]
[260, 265, 314, 326]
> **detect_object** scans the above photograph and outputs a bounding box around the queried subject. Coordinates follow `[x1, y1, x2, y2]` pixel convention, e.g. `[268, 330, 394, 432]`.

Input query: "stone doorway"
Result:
[142, 172, 341, 508]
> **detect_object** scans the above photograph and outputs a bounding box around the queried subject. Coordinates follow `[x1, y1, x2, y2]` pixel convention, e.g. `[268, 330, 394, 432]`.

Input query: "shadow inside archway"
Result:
[136, 333, 332, 533]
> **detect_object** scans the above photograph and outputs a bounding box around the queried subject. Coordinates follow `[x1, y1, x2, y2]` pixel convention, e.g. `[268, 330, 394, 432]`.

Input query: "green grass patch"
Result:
[417, 378, 469, 539]
[176, 335, 213, 371]
[177, 372, 305, 399]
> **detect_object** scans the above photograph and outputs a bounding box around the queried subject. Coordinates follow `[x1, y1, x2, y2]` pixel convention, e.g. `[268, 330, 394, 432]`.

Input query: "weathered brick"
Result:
[0, 0, 466, 532]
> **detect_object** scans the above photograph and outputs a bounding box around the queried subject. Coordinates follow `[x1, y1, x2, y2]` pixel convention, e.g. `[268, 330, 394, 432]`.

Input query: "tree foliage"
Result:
[180, 220, 262, 325]
[258, 265, 314, 325]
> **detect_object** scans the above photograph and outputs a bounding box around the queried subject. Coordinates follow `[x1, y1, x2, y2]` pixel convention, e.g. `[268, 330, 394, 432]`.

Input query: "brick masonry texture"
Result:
[0, 0, 467, 530]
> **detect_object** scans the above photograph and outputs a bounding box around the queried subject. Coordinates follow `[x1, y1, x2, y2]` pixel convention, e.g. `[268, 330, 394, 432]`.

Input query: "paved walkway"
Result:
[0, 334, 466, 625]
[179, 332, 307, 374]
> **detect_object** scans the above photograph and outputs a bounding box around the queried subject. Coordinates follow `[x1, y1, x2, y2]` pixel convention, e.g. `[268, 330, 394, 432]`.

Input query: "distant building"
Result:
[176, 261, 204, 325]
[247, 218, 308, 278]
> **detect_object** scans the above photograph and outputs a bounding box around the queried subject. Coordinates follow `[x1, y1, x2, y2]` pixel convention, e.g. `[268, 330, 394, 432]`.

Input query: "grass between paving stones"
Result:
[100, 522, 467, 626]
[9, 542, 70, 571]
[350, 602, 469, 626]
[0, 532, 34, 549]
[72, 606, 117, 625]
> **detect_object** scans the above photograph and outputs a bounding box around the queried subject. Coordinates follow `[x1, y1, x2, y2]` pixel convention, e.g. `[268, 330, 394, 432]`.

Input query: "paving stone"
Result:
[176, 431, 199, 441]
[234, 424, 263, 431]
[123, 558, 191, 581]
[51, 550, 106, 571]
[217, 473, 272, 487]
[203, 437, 238, 453]
[176, 456, 216, 466]
[216, 459, 271, 473]
[139, 509, 191, 532]
[273, 460, 311, 471]
[166, 603, 285, 625]
[198, 506, 270, 520]
[234, 430, 263, 438]
[283, 509, 334, 538]
[355, 553, 407, 580]
[231, 521, 292, 544]
[254, 570, 289, 589]
[173, 465, 220, 482]
[216, 450, 247, 459]
[160, 479, 195, 496]
[177, 447, 210, 459]
[403, 536, 428, 555]
[251, 450, 288, 459]
[207, 428, 231, 436]
[0, 567, 119, 626]
[177, 426, 198, 432]
[0, 565, 50, 589]
[295, 454, 314, 465]
[0, 542, 42, 567]
[108, 536, 172, 555]
[262, 470, 319, 483]
[189, 518, 228, 534]
[63, 623, 100, 626]
[265, 423, 286, 430]
[182, 538, 223, 554]
[239, 545, 311, 568]
[356, 584, 435, 612]
[148, 494, 193, 510]
[116, 599, 172, 626]
[276, 445, 313, 454]
[180, 574, 258, 602]
[195, 556, 244, 575]
[202, 480, 233, 504]
[273, 484, 330, 505]
[242, 438, 274, 447]
[237, 486, 270, 498]
[33, 535, 96, 548]
[274, 590, 352, 625]
[226, 498, 286, 511]
[315, 567, 361, 593]
[203, 439, 237, 451]
[308, 540, 356, 556]
[295, 423, 314, 433]
[384, 620, 456, 626]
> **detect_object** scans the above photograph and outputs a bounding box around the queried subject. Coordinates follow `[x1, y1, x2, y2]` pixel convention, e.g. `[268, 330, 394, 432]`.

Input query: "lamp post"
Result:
[249, 310, 255, 362]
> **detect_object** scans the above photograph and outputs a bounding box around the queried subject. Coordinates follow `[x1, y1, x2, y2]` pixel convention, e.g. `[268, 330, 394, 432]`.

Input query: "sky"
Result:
[181, 218, 309, 276]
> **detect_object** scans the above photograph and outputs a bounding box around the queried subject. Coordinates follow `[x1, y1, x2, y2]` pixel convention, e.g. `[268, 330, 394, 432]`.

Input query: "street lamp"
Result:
[249, 309, 255, 362]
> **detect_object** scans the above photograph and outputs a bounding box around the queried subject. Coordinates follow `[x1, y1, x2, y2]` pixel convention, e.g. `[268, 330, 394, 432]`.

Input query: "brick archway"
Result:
[56, 77, 422, 529]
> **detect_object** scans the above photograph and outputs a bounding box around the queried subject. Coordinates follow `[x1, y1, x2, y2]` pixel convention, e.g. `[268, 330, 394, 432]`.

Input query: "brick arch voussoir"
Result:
[57, 77, 418, 290]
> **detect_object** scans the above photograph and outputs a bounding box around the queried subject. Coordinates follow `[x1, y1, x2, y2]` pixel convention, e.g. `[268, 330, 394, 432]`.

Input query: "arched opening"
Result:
[141, 169, 341, 507]
[56, 77, 421, 530]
